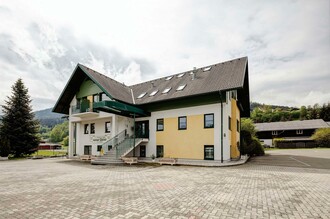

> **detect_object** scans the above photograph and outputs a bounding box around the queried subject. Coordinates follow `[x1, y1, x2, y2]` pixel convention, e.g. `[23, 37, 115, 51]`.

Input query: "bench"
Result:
[159, 158, 177, 166]
[80, 155, 91, 160]
[122, 157, 138, 165]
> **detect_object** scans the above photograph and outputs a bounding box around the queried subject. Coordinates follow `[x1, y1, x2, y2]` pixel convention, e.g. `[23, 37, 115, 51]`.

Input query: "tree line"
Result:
[250, 102, 330, 123]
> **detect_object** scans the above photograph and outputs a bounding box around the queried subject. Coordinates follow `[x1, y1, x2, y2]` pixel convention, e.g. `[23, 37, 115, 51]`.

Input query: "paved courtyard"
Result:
[1, 150, 330, 219]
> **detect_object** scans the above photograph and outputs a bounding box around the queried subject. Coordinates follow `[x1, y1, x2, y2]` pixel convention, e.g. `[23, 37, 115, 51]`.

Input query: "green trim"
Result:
[93, 100, 149, 117]
[52, 64, 80, 113]
[140, 92, 225, 112]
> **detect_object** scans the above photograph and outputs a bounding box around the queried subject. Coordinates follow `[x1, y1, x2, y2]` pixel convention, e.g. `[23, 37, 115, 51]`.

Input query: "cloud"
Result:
[0, 18, 155, 110]
[0, 0, 329, 111]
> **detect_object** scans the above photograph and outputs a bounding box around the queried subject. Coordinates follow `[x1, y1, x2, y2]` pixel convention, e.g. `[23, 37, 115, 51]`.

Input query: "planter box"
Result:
[0, 156, 9, 161]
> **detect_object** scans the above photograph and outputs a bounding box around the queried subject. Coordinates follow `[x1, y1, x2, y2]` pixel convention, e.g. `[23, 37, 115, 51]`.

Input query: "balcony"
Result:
[71, 102, 98, 118]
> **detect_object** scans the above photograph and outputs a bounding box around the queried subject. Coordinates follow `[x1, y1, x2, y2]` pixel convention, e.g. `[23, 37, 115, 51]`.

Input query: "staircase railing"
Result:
[101, 129, 127, 154]
[115, 137, 143, 159]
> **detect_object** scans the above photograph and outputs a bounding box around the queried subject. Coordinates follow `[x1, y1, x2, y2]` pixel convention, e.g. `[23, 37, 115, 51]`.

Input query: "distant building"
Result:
[53, 57, 250, 164]
[255, 119, 329, 148]
[38, 143, 62, 150]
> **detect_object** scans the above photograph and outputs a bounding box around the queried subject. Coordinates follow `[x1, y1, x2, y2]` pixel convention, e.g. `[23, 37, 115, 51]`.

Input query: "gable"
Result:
[76, 79, 103, 99]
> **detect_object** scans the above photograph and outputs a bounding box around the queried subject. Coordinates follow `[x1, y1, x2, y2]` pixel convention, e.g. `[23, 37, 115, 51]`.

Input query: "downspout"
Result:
[219, 91, 223, 163]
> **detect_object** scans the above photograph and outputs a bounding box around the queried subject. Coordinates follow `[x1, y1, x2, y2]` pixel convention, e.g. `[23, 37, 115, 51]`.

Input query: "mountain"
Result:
[34, 108, 65, 127]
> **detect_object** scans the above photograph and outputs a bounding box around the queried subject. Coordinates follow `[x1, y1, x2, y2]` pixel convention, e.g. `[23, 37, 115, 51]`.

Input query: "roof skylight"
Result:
[203, 66, 212, 72]
[165, 76, 173, 81]
[162, 87, 171, 94]
[137, 92, 147, 99]
[149, 90, 158, 96]
[177, 73, 185, 78]
[176, 84, 186, 91]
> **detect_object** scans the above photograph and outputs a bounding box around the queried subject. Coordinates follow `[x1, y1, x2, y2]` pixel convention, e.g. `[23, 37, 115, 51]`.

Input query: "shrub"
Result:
[312, 128, 330, 148]
[241, 130, 264, 156]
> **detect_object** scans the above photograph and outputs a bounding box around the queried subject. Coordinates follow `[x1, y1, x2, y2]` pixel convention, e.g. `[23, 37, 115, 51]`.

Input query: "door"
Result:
[84, 145, 92, 155]
[140, 145, 146, 157]
[204, 145, 214, 160]
[157, 145, 164, 158]
[135, 121, 149, 138]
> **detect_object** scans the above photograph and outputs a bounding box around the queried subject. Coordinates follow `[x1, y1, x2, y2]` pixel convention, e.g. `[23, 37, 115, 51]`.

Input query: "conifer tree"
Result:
[0, 78, 39, 157]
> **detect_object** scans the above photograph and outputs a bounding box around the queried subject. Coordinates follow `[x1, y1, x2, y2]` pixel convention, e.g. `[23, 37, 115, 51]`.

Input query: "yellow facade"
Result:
[156, 115, 214, 159]
[230, 98, 240, 159]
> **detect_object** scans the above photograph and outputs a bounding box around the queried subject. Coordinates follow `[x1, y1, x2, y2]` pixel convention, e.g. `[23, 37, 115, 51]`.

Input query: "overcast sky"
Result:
[0, 0, 329, 111]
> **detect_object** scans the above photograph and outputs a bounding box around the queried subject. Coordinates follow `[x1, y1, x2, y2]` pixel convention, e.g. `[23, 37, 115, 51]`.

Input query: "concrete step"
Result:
[91, 160, 124, 165]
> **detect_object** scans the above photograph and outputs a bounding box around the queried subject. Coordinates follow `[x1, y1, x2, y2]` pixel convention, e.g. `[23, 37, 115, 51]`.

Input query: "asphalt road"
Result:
[249, 148, 330, 169]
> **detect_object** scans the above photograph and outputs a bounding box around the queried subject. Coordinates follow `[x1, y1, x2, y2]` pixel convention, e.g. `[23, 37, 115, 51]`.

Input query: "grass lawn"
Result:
[32, 150, 67, 157]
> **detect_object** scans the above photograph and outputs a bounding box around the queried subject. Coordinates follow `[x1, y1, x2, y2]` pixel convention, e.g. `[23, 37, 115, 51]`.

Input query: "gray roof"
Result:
[255, 119, 329, 132]
[53, 57, 249, 115]
[79, 64, 134, 104]
[130, 57, 248, 105]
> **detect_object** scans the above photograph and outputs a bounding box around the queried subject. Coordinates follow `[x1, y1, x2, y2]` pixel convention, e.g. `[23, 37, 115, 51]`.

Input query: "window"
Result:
[84, 145, 92, 155]
[149, 90, 158, 96]
[296, 130, 303, 135]
[177, 73, 185, 78]
[272, 131, 278, 135]
[204, 114, 214, 128]
[231, 91, 237, 100]
[84, 124, 89, 134]
[162, 87, 171, 94]
[165, 76, 173, 80]
[228, 116, 231, 130]
[157, 145, 164, 158]
[204, 145, 214, 160]
[76, 98, 81, 108]
[105, 122, 111, 133]
[203, 66, 212, 72]
[178, 116, 187, 130]
[157, 119, 164, 131]
[97, 145, 102, 152]
[90, 123, 95, 134]
[137, 92, 147, 99]
[176, 84, 186, 91]
[100, 92, 111, 101]
[93, 94, 99, 103]
[237, 120, 240, 132]
[108, 145, 112, 151]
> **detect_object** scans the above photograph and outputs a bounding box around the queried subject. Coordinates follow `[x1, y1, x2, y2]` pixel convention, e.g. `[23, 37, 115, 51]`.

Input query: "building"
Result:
[53, 57, 250, 163]
[255, 119, 329, 148]
[38, 142, 62, 150]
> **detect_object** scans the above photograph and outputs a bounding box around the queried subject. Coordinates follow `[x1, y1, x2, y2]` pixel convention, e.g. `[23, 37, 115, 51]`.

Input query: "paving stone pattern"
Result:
[0, 158, 329, 219]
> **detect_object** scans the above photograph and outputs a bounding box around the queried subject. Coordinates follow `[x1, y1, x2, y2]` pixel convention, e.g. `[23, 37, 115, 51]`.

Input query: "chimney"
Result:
[151, 82, 155, 87]
[192, 67, 197, 80]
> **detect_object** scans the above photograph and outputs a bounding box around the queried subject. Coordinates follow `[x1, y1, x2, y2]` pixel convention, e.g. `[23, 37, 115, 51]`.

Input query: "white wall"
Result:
[136, 100, 233, 161]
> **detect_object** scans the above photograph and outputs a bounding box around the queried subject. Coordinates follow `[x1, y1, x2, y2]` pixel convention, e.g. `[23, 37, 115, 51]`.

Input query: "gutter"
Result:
[219, 91, 223, 163]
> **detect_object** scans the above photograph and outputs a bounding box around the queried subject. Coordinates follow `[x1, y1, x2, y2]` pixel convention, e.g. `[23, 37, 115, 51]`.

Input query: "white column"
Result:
[76, 122, 81, 156]
[68, 121, 73, 157]
[112, 115, 117, 136]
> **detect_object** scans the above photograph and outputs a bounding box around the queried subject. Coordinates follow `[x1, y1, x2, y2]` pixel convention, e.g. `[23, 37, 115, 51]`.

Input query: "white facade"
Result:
[68, 91, 239, 162]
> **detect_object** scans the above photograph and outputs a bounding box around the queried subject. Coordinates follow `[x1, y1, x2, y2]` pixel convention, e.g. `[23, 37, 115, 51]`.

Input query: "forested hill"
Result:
[250, 102, 299, 112]
[250, 102, 330, 123]
[34, 108, 65, 127]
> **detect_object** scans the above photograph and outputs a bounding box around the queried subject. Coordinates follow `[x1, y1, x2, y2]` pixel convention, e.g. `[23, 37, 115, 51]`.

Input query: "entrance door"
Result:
[84, 145, 92, 155]
[135, 121, 149, 138]
[140, 145, 146, 157]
